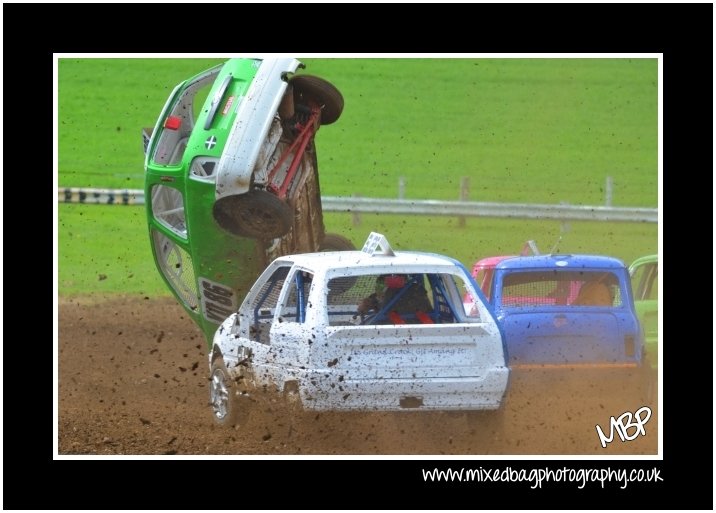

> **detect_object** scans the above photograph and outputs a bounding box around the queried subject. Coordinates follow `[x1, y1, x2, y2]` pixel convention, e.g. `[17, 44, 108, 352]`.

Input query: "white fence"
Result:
[57, 187, 658, 223]
[59, 188, 145, 206]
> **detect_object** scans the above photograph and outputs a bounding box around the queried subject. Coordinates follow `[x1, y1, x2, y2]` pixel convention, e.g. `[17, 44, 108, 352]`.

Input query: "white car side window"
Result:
[276, 270, 313, 323]
[248, 265, 290, 343]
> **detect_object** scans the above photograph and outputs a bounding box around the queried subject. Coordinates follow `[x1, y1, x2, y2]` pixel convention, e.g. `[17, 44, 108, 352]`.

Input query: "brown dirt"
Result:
[58, 296, 658, 456]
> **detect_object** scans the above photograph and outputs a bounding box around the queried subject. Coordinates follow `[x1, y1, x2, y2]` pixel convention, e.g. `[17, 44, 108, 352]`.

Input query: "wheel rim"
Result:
[210, 367, 231, 420]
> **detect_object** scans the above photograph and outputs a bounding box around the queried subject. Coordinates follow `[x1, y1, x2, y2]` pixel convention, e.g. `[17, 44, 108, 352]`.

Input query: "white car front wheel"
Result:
[209, 356, 251, 427]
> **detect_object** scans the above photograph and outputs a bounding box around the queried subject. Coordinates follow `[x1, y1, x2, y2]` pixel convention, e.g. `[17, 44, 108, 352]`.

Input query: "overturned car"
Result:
[143, 58, 352, 344]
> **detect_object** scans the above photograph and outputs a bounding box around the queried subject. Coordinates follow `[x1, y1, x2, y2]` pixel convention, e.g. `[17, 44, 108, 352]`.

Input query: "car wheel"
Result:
[290, 75, 344, 125]
[213, 190, 293, 239]
[209, 356, 251, 428]
[319, 233, 355, 252]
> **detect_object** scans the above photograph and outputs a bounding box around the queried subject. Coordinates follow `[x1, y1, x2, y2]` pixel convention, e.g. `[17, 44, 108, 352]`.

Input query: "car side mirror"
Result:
[141, 127, 153, 155]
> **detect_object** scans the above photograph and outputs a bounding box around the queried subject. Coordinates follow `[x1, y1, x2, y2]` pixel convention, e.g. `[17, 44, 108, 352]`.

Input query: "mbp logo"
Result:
[595, 406, 652, 448]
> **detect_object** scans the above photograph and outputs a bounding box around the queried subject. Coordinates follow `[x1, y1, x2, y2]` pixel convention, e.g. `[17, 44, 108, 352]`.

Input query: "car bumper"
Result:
[299, 369, 509, 412]
[216, 58, 302, 198]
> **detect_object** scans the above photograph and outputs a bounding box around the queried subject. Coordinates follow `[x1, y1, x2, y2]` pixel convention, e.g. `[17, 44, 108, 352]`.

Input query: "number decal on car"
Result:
[199, 277, 237, 323]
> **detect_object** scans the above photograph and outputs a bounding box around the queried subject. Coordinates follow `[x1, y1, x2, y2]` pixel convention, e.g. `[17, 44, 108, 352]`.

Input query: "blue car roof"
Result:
[495, 254, 626, 270]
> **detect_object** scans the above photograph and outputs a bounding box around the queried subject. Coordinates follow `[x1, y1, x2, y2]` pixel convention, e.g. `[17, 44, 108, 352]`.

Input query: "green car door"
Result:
[629, 255, 658, 369]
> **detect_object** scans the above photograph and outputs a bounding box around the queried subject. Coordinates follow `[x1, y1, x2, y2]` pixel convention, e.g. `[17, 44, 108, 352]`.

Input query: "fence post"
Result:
[398, 176, 406, 200]
[559, 200, 571, 233]
[351, 193, 362, 227]
[605, 176, 613, 206]
[458, 176, 470, 227]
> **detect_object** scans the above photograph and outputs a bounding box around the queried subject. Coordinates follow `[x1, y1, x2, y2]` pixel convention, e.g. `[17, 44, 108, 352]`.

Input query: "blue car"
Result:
[489, 254, 652, 408]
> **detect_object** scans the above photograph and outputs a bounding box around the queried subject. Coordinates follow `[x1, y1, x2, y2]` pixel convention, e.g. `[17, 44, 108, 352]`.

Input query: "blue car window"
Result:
[501, 271, 621, 307]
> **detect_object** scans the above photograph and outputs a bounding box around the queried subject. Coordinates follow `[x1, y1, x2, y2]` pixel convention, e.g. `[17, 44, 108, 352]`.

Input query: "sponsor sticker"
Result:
[222, 95, 235, 115]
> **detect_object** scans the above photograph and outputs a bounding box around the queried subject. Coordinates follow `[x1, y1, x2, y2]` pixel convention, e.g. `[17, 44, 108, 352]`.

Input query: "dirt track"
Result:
[58, 296, 658, 456]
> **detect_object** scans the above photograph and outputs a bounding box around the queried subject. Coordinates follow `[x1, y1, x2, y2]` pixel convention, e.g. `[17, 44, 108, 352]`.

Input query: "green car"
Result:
[629, 254, 658, 369]
[143, 58, 352, 346]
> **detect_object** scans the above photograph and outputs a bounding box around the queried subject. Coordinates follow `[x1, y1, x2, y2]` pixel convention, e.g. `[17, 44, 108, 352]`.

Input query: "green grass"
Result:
[58, 58, 225, 189]
[58, 204, 168, 296]
[58, 57, 658, 296]
[304, 58, 657, 206]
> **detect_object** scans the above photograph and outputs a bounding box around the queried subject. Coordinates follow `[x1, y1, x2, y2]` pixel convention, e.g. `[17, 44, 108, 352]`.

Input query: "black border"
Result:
[7, 2, 712, 510]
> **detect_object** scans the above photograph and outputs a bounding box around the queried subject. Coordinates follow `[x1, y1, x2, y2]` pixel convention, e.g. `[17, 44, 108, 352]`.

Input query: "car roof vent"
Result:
[361, 232, 395, 256]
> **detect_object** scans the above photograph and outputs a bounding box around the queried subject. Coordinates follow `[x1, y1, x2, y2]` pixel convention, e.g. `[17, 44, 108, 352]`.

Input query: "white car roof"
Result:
[274, 250, 462, 274]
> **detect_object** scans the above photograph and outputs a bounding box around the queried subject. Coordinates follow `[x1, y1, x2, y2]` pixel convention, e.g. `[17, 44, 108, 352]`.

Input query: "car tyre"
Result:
[290, 75, 344, 125]
[213, 190, 293, 239]
[209, 355, 251, 428]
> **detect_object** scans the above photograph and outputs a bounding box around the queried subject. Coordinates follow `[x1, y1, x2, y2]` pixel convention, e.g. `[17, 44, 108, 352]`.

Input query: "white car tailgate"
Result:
[318, 324, 504, 379]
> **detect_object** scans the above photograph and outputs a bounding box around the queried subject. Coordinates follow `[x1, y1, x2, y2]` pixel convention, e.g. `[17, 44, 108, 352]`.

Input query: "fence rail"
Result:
[57, 187, 658, 223]
[320, 197, 657, 223]
[59, 188, 146, 206]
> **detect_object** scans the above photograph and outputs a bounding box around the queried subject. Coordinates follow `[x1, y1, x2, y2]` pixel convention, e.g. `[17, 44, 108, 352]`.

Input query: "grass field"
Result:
[57, 57, 658, 296]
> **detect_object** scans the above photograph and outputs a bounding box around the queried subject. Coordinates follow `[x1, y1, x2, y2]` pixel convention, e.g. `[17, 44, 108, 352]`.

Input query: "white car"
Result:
[209, 233, 509, 426]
